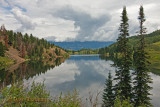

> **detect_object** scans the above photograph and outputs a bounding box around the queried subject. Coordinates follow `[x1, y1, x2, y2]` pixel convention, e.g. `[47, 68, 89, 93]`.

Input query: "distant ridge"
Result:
[49, 41, 114, 51]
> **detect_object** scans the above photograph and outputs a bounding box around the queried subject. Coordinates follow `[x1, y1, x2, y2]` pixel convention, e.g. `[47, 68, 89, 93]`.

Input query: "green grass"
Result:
[147, 41, 160, 75]
[0, 56, 14, 70]
[116, 31, 160, 75]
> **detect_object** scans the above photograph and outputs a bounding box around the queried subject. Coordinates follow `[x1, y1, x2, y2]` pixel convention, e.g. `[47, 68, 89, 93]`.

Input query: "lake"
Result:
[0, 55, 160, 106]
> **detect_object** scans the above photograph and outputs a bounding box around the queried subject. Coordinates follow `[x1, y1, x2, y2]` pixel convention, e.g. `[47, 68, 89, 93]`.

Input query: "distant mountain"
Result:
[49, 41, 114, 50]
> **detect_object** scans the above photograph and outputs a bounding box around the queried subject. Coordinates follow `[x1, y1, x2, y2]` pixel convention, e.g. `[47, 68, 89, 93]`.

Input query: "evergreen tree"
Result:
[7, 30, 14, 44]
[58, 49, 61, 56]
[133, 6, 152, 106]
[102, 71, 114, 107]
[0, 42, 5, 57]
[114, 6, 132, 100]
[21, 43, 25, 58]
[55, 48, 59, 56]
[5, 35, 8, 49]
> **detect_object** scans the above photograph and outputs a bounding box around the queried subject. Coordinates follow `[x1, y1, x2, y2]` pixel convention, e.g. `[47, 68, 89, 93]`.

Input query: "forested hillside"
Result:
[0, 25, 68, 69]
[99, 29, 160, 74]
[50, 41, 114, 50]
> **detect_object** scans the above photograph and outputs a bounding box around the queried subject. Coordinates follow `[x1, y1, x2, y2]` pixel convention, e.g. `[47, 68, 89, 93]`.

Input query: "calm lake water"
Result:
[1, 55, 160, 106]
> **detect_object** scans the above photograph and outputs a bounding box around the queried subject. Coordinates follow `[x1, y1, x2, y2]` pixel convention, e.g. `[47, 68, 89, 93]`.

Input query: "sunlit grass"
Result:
[146, 41, 160, 75]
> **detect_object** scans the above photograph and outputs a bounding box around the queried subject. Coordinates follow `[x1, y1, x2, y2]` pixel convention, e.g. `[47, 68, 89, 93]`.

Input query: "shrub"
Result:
[0, 82, 81, 107]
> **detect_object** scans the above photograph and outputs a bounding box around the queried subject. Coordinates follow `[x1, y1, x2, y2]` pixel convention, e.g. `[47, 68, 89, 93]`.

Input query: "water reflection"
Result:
[0, 57, 65, 89]
[0, 55, 160, 106]
[23, 55, 116, 106]
[150, 73, 160, 107]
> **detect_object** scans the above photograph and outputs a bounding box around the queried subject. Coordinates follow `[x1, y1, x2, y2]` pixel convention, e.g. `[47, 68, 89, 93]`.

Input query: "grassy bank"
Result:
[147, 41, 160, 75]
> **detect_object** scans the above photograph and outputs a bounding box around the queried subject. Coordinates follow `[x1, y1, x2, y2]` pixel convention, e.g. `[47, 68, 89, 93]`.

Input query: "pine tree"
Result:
[5, 35, 8, 49]
[133, 6, 152, 106]
[114, 6, 132, 100]
[55, 48, 59, 56]
[102, 71, 114, 107]
[21, 43, 25, 58]
[0, 42, 5, 57]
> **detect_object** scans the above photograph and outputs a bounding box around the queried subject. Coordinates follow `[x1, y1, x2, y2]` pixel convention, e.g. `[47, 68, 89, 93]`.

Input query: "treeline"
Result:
[65, 46, 116, 55]
[0, 25, 67, 61]
[99, 29, 160, 57]
[66, 49, 99, 54]
[102, 6, 152, 107]
[99, 23, 160, 75]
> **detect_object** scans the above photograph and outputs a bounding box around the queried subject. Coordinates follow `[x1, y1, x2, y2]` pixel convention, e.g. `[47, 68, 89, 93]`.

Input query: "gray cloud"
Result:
[1, 0, 160, 41]
[11, 7, 36, 32]
[129, 20, 139, 35]
[53, 6, 111, 41]
[45, 36, 57, 41]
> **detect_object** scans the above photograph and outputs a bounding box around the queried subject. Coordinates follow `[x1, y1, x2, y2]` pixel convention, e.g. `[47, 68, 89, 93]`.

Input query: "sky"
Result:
[0, 0, 160, 42]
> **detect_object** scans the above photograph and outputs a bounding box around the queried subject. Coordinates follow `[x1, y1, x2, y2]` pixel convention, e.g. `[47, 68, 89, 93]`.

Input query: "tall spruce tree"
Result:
[102, 71, 114, 107]
[114, 6, 132, 100]
[133, 6, 152, 106]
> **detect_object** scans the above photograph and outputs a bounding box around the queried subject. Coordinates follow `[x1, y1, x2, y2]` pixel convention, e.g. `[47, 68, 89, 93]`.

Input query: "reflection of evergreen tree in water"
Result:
[0, 69, 7, 82]
[0, 42, 5, 57]
[55, 58, 62, 66]
[99, 55, 120, 67]
[0, 58, 65, 88]
[0, 69, 13, 88]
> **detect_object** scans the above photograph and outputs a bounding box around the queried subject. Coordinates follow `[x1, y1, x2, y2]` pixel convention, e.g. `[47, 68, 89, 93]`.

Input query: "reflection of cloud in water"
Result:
[150, 73, 160, 107]
[43, 58, 116, 98]
[23, 55, 160, 106]
[23, 62, 80, 90]
[21, 55, 160, 106]
[36, 62, 80, 85]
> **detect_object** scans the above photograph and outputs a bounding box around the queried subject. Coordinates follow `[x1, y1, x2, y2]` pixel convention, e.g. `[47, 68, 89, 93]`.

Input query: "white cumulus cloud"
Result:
[0, 0, 160, 41]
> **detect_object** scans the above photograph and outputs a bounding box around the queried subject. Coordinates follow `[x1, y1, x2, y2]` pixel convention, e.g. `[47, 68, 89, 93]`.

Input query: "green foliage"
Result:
[0, 82, 81, 107]
[117, 6, 129, 53]
[63, 53, 69, 59]
[0, 25, 69, 62]
[0, 81, 52, 107]
[55, 48, 61, 56]
[114, 95, 134, 107]
[102, 72, 114, 107]
[25, 55, 29, 59]
[0, 56, 14, 70]
[99, 23, 160, 75]
[133, 6, 152, 106]
[49, 58, 52, 61]
[114, 6, 132, 100]
[76, 49, 99, 54]
[66, 49, 99, 55]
